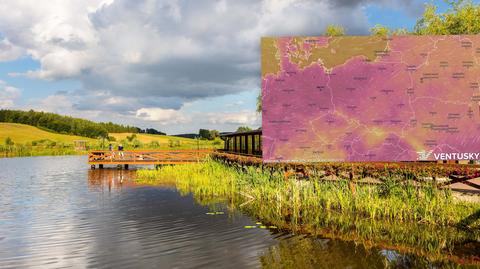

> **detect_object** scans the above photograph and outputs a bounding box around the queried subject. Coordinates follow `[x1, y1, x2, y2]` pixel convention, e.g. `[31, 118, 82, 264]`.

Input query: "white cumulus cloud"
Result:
[136, 107, 190, 125]
[208, 110, 260, 126]
[0, 0, 375, 108]
[0, 0, 420, 132]
[0, 81, 21, 108]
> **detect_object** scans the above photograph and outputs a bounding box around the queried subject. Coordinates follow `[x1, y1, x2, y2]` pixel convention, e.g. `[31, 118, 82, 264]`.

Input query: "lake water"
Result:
[0, 156, 476, 268]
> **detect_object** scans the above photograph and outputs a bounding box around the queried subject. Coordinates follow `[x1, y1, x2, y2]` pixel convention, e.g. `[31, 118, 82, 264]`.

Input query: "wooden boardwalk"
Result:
[88, 149, 212, 168]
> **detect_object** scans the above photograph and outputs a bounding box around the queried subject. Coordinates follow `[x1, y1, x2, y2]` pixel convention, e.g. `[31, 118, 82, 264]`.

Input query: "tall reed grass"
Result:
[136, 160, 480, 263]
[137, 160, 479, 227]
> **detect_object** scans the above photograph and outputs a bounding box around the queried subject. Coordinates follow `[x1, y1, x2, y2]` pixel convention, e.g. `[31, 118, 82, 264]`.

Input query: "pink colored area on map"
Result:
[262, 36, 480, 162]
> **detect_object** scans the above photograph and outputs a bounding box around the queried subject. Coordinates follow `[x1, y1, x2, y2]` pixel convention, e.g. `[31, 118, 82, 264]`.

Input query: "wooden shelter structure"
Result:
[220, 129, 262, 157]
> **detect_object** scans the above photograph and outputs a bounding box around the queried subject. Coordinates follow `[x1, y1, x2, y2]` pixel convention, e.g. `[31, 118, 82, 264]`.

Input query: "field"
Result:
[110, 133, 200, 144]
[0, 123, 97, 144]
[0, 123, 223, 157]
[108, 133, 222, 150]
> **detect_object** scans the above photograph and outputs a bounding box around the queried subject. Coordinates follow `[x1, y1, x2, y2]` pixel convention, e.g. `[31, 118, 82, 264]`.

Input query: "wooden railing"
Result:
[88, 149, 213, 165]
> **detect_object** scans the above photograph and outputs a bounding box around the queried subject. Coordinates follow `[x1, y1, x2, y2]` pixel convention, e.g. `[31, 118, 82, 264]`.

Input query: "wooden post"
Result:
[234, 136, 237, 153]
[244, 135, 248, 154]
[241, 135, 244, 153]
[252, 134, 255, 155]
[239, 135, 242, 153]
[259, 135, 262, 156]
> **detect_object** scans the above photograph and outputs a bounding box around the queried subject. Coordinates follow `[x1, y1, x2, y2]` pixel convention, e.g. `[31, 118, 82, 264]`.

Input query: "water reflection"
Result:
[87, 169, 139, 191]
[0, 156, 277, 268]
[245, 204, 480, 265]
[0, 156, 478, 269]
[261, 236, 387, 268]
[259, 235, 458, 269]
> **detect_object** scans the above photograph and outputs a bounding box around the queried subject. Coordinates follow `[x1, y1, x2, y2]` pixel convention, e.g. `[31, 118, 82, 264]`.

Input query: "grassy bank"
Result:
[137, 160, 479, 226]
[136, 160, 480, 263]
[0, 123, 96, 157]
[0, 123, 97, 144]
[0, 123, 222, 157]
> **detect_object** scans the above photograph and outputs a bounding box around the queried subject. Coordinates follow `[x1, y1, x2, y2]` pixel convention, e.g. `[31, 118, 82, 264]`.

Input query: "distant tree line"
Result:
[0, 109, 139, 138]
[235, 126, 253, 133]
[197, 126, 256, 140]
[138, 128, 166, 135]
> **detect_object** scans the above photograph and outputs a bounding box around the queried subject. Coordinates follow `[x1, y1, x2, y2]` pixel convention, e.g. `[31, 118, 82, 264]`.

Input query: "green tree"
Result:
[168, 139, 180, 147]
[5, 137, 14, 146]
[199, 129, 211, 140]
[370, 24, 390, 36]
[209, 129, 220, 139]
[132, 139, 142, 148]
[148, 140, 160, 148]
[324, 24, 345, 36]
[414, 0, 480, 35]
[236, 126, 252, 133]
[0, 109, 137, 138]
[126, 133, 137, 142]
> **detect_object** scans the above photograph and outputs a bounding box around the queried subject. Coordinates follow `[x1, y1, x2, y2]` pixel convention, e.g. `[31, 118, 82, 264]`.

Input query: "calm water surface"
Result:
[0, 156, 476, 268]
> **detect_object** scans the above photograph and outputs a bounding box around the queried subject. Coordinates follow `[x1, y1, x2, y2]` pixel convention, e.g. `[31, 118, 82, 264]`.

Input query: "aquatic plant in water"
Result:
[136, 160, 480, 264]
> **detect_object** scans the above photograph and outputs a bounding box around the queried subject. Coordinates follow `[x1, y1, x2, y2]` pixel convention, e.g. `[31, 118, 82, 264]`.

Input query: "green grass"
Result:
[108, 132, 222, 150]
[110, 133, 197, 143]
[137, 160, 479, 226]
[136, 160, 480, 263]
[0, 123, 222, 157]
[0, 123, 97, 144]
[0, 123, 98, 157]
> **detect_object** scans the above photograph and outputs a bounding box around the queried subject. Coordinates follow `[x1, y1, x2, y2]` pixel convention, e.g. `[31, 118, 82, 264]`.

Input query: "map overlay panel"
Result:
[261, 36, 480, 162]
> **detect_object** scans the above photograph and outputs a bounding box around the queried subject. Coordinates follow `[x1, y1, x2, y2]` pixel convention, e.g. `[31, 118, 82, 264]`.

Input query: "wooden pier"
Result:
[88, 149, 212, 168]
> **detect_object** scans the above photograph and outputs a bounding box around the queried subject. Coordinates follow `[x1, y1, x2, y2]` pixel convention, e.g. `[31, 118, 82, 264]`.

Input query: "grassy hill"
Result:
[0, 123, 99, 157]
[0, 123, 97, 145]
[0, 123, 223, 157]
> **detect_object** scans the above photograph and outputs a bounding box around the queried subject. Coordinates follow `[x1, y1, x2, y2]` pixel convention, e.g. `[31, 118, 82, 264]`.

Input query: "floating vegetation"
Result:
[136, 159, 480, 265]
[206, 211, 224, 215]
[244, 224, 276, 229]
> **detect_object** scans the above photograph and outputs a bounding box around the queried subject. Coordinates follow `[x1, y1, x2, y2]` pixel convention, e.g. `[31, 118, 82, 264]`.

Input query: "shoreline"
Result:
[135, 160, 480, 265]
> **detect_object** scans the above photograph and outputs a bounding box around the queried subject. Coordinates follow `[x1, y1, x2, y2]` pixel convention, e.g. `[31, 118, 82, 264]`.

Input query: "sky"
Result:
[0, 0, 474, 134]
